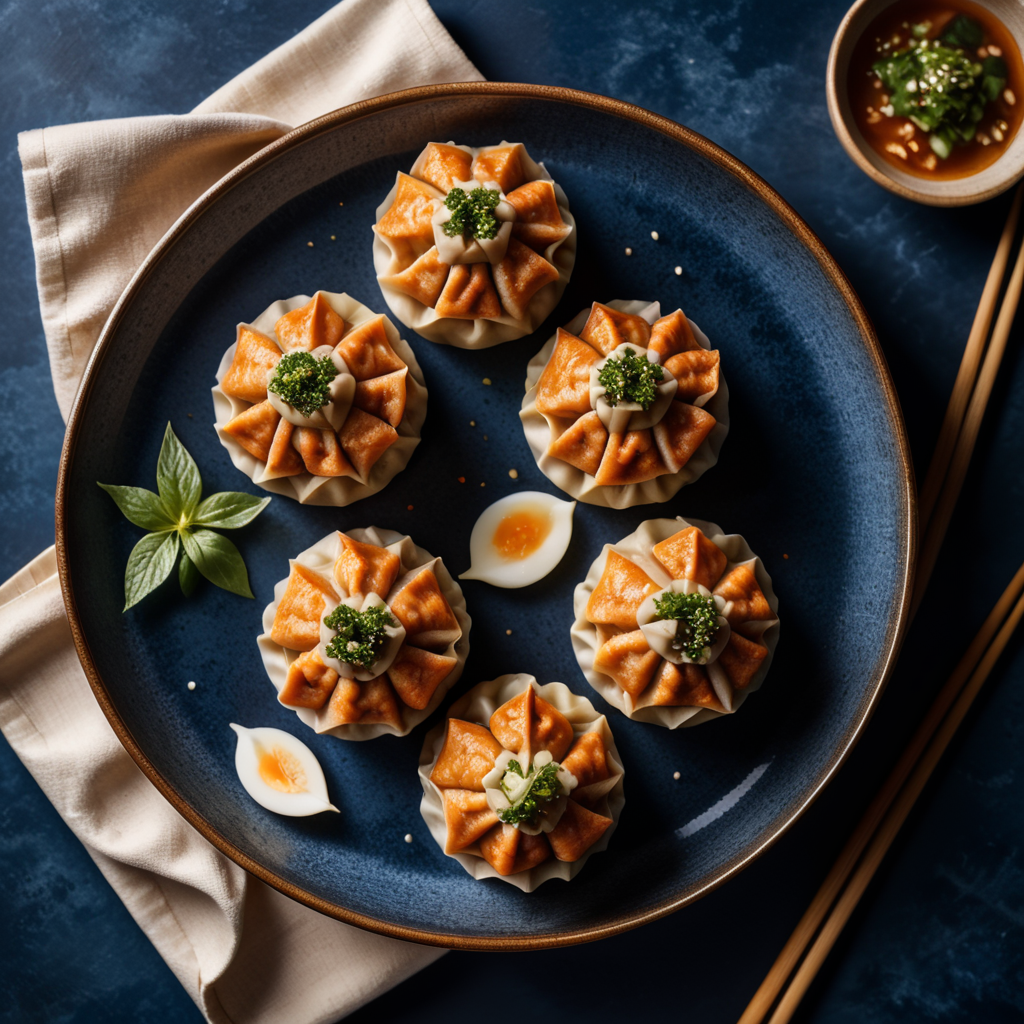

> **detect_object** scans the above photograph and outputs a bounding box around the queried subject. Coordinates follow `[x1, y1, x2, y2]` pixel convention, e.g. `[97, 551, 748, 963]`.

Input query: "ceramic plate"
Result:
[57, 84, 914, 949]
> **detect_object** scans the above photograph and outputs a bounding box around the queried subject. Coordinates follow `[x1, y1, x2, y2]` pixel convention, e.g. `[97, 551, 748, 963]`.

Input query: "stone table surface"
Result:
[1, 1, 1022, 1022]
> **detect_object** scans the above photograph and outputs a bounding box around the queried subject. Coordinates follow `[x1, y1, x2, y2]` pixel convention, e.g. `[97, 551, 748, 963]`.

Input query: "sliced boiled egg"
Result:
[230, 723, 339, 816]
[459, 491, 575, 588]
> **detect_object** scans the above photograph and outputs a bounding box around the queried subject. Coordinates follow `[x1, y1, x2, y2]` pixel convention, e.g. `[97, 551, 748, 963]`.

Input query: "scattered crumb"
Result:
[783, 553, 789, 560]
[506, 629, 512, 636]
[407, 504, 414, 511]
[482, 377, 492, 385]
[624, 247, 633, 256]
[187, 412, 193, 418]
[330, 235, 336, 241]
[480, 482, 486, 487]
[674, 266, 682, 276]
[307, 241, 314, 247]
[187, 681, 196, 691]
[404, 834, 413, 844]
[339, 201, 345, 206]
[651, 230, 660, 241]
[673, 771, 681, 780]
[458, 476, 466, 483]
[508, 468, 519, 479]
[470, 420, 476, 426]
[483, 435, 488, 441]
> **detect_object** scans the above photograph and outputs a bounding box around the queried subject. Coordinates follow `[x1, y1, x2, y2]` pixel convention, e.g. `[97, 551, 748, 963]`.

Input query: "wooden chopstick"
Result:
[764, 574, 1024, 1024]
[917, 183, 1023, 534]
[911, 226, 1024, 619]
[737, 558, 1024, 1024]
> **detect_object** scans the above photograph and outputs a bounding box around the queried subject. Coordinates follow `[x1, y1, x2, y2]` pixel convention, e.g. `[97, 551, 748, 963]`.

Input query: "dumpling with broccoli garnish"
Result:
[520, 299, 730, 508]
[418, 673, 624, 891]
[212, 291, 427, 505]
[258, 527, 471, 740]
[373, 142, 576, 349]
[571, 516, 780, 729]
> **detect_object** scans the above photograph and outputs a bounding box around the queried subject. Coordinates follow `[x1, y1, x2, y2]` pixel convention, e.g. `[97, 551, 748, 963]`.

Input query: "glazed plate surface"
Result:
[57, 85, 914, 949]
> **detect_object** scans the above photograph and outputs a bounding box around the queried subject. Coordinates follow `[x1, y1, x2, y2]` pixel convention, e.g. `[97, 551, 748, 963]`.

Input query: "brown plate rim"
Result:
[55, 82, 917, 951]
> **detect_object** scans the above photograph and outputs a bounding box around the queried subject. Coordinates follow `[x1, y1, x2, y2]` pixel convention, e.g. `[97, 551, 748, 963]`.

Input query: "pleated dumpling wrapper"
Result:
[259, 527, 470, 740]
[373, 141, 576, 348]
[419, 673, 625, 891]
[572, 517, 779, 728]
[213, 291, 427, 505]
[520, 299, 730, 508]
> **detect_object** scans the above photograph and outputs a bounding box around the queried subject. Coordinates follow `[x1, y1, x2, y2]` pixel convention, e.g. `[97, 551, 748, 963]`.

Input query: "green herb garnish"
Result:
[498, 759, 565, 827]
[442, 186, 501, 240]
[597, 347, 665, 410]
[323, 603, 395, 668]
[654, 591, 720, 661]
[267, 351, 339, 418]
[872, 21, 1008, 160]
[99, 423, 270, 609]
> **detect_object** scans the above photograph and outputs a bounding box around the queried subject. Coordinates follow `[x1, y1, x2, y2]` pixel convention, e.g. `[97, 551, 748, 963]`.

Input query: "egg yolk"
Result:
[258, 746, 308, 794]
[491, 507, 552, 561]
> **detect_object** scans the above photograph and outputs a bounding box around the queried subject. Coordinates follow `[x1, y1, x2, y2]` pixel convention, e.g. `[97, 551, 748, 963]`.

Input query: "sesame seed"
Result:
[674, 266, 682, 275]
[482, 377, 492, 385]
[330, 235, 336, 240]
[404, 834, 413, 844]
[480, 482, 486, 487]
[187, 681, 196, 691]
[783, 553, 789, 560]
[506, 629, 512, 635]
[651, 230, 660, 241]
[625, 247, 633, 256]
[508, 468, 519, 479]
[673, 771, 681, 780]
[187, 413, 193, 418]
[483, 435, 488, 441]
[470, 420, 476, 426]
[458, 476, 465, 483]
[339, 201, 345, 206]
[307, 241, 314, 247]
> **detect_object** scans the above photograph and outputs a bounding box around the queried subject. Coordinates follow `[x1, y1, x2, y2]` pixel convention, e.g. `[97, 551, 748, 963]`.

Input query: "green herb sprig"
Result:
[597, 347, 665, 410]
[98, 424, 270, 610]
[442, 186, 501, 240]
[323, 603, 395, 668]
[654, 591, 720, 661]
[498, 759, 565, 827]
[872, 17, 1008, 160]
[267, 351, 339, 418]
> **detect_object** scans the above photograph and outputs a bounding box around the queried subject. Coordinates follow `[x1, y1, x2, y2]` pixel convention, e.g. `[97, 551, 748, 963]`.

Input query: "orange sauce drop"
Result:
[848, 0, 1023, 180]
[258, 746, 307, 794]
[491, 507, 552, 561]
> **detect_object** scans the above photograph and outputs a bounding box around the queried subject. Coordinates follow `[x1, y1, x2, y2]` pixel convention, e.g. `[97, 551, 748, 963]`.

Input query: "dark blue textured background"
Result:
[1, 1, 1021, 1021]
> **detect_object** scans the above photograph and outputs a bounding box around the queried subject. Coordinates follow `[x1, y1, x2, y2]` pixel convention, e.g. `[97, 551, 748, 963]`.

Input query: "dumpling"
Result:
[212, 291, 427, 506]
[520, 299, 728, 508]
[373, 141, 575, 348]
[572, 517, 779, 729]
[419, 675, 624, 889]
[260, 527, 469, 740]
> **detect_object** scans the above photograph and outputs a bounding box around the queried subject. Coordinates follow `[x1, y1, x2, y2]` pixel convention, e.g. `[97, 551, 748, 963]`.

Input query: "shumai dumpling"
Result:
[259, 527, 470, 740]
[213, 291, 428, 506]
[572, 516, 779, 728]
[419, 675, 624, 891]
[373, 141, 576, 348]
[521, 299, 729, 508]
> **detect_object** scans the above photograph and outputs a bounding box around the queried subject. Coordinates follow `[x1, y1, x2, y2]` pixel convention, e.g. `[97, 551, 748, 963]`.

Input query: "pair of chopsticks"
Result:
[739, 181, 1024, 1024]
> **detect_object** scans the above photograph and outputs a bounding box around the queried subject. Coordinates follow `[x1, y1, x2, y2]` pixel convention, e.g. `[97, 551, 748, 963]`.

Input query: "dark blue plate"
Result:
[57, 85, 915, 949]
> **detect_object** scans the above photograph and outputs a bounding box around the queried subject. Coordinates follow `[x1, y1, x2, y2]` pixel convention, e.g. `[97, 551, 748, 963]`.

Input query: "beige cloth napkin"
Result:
[5, 1, 482, 1020]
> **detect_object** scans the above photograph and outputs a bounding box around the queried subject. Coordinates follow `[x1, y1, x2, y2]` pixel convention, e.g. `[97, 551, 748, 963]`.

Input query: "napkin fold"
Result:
[5, 1, 482, 1020]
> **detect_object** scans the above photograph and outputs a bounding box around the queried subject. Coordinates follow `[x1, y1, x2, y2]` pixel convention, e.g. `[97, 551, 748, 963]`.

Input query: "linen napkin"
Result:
[4, 1, 482, 1020]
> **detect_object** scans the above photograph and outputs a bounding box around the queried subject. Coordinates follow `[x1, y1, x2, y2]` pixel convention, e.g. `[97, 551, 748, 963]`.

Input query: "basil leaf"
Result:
[156, 423, 202, 520]
[179, 551, 201, 597]
[98, 484, 176, 532]
[124, 531, 180, 610]
[181, 529, 254, 599]
[192, 491, 271, 530]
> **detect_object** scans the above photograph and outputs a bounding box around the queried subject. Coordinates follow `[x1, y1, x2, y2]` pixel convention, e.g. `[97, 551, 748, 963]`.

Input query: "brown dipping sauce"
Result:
[848, 0, 1023, 178]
